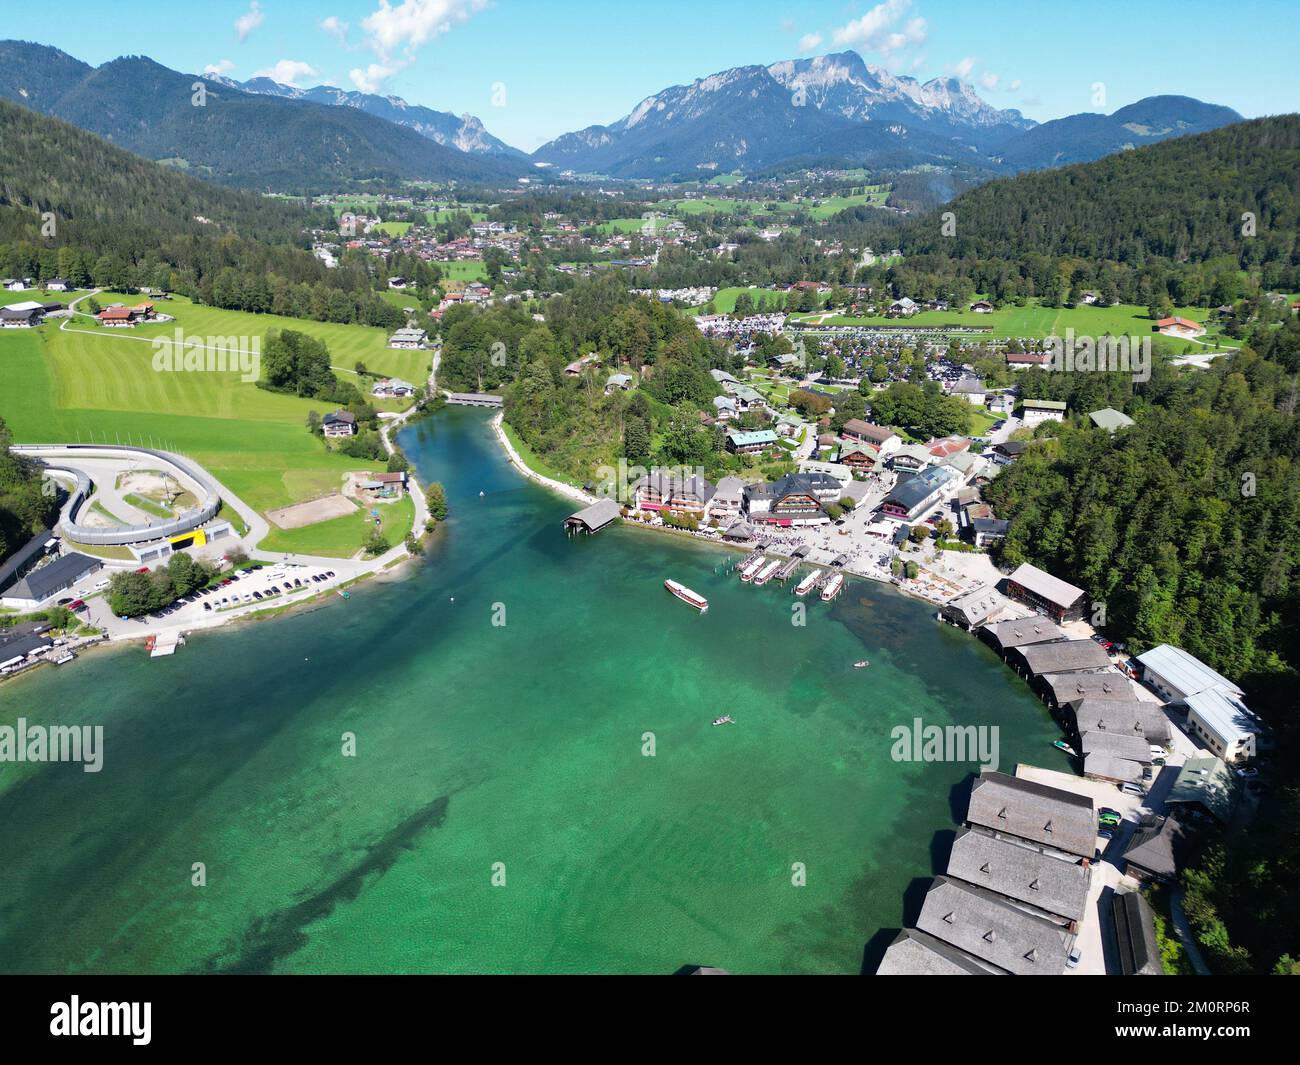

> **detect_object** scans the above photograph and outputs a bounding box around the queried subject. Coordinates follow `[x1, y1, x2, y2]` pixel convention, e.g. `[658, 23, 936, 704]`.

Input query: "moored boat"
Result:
[793, 571, 820, 597]
[752, 559, 782, 586]
[820, 572, 845, 601]
[738, 554, 766, 582]
[665, 579, 708, 613]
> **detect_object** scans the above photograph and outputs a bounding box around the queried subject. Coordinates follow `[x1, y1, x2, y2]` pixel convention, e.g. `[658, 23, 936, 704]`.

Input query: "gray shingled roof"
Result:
[1016, 639, 1114, 676]
[966, 771, 1095, 858]
[1067, 697, 1172, 745]
[1083, 753, 1145, 785]
[1122, 816, 1193, 880]
[875, 927, 1006, 975]
[1080, 730, 1152, 762]
[943, 585, 1004, 628]
[945, 827, 1091, 922]
[982, 615, 1065, 650]
[915, 876, 1072, 975]
[1043, 671, 1130, 704]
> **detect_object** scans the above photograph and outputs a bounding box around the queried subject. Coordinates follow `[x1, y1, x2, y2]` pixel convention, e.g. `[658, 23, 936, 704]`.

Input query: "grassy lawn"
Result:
[596, 217, 677, 234]
[439, 260, 488, 282]
[259, 493, 415, 558]
[965, 407, 1002, 436]
[693, 286, 791, 314]
[0, 300, 423, 557]
[789, 301, 1227, 343]
[426, 207, 489, 224]
[373, 221, 412, 237]
[123, 493, 173, 519]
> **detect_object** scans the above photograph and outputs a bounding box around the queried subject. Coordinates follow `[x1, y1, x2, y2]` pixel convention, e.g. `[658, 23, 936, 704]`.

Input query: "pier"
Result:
[775, 558, 801, 583]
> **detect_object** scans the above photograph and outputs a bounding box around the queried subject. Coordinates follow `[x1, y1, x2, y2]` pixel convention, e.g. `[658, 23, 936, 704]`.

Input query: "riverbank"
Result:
[490, 412, 596, 508]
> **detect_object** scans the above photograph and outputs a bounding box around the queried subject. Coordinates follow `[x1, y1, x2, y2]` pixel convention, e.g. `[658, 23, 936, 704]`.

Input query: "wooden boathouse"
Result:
[564, 498, 622, 536]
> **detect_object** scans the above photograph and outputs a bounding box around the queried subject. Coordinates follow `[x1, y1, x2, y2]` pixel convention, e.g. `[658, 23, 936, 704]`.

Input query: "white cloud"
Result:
[1008, 79, 1022, 92]
[254, 59, 320, 87]
[321, 15, 350, 45]
[979, 72, 999, 90]
[350, 60, 408, 94]
[361, 0, 489, 61]
[832, 1, 926, 54]
[347, 0, 489, 92]
[951, 56, 977, 80]
[204, 59, 235, 76]
[798, 32, 823, 52]
[235, 1, 264, 42]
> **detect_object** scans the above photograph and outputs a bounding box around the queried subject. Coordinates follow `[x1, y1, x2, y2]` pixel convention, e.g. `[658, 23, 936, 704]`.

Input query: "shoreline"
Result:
[487, 409, 954, 611]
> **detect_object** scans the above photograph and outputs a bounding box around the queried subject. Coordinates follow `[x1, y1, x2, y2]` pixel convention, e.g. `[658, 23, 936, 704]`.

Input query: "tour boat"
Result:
[738, 554, 766, 582]
[53, 652, 76, 666]
[665, 579, 708, 613]
[793, 571, 820, 597]
[712, 715, 735, 726]
[853, 660, 869, 669]
[752, 559, 782, 586]
[820, 573, 845, 601]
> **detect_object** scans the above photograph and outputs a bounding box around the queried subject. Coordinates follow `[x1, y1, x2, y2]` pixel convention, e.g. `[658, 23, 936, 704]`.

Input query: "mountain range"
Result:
[533, 51, 1242, 179]
[0, 41, 531, 191]
[227, 76, 527, 160]
[0, 41, 1247, 191]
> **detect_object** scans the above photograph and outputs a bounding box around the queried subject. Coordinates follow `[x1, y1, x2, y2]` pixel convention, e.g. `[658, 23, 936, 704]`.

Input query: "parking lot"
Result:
[165, 563, 342, 621]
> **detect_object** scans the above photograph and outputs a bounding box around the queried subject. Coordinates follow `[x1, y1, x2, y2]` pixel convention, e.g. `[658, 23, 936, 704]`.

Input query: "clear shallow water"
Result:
[0, 407, 1063, 973]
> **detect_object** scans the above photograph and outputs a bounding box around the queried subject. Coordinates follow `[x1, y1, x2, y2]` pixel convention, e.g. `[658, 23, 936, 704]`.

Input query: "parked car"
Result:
[1067, 947, 1082, 969]
[1120, 783, 1145, 797]
[1098, 828, 1115, 840]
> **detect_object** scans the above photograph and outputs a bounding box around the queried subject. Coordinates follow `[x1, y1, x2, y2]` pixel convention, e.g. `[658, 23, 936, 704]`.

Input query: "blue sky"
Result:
[9, 0, 1297, 151]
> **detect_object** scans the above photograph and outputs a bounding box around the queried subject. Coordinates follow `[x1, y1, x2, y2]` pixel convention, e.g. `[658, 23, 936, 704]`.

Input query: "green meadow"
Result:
[373, 221, 412, 237]
[260, 494, 415, 558]
[786, 300, 1230, 345]
[691, 287, 790, 313]
[440, 260, 489, 282]
[0, 297, 430, 555]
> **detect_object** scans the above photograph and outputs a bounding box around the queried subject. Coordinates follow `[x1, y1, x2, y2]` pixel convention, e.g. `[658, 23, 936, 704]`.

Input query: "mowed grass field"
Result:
[0, 297, 430, 555]
[439, 260, 488, 282]
[786, 301, 1230, 345]
[692, 287, 791, 313]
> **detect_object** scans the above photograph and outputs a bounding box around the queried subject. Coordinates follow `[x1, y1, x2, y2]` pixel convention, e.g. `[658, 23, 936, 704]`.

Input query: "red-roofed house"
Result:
[1155, 316, 1206, 339]
[98, 306, 138, 327]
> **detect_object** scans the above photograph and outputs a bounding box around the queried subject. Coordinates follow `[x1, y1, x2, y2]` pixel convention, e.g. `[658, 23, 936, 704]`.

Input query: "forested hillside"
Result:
[871, 115, 1300, 309]
[0, 99, 405, 330]
[0, 417, 59, 567]
[0, 43, 529, 191]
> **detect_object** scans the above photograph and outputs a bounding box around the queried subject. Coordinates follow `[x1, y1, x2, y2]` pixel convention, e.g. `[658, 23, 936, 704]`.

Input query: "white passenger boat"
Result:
[665, 579, 709, 613]
[752, 559, 782, 586]
[820, 572, 845, 602]
[793, 571, 820, 597]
